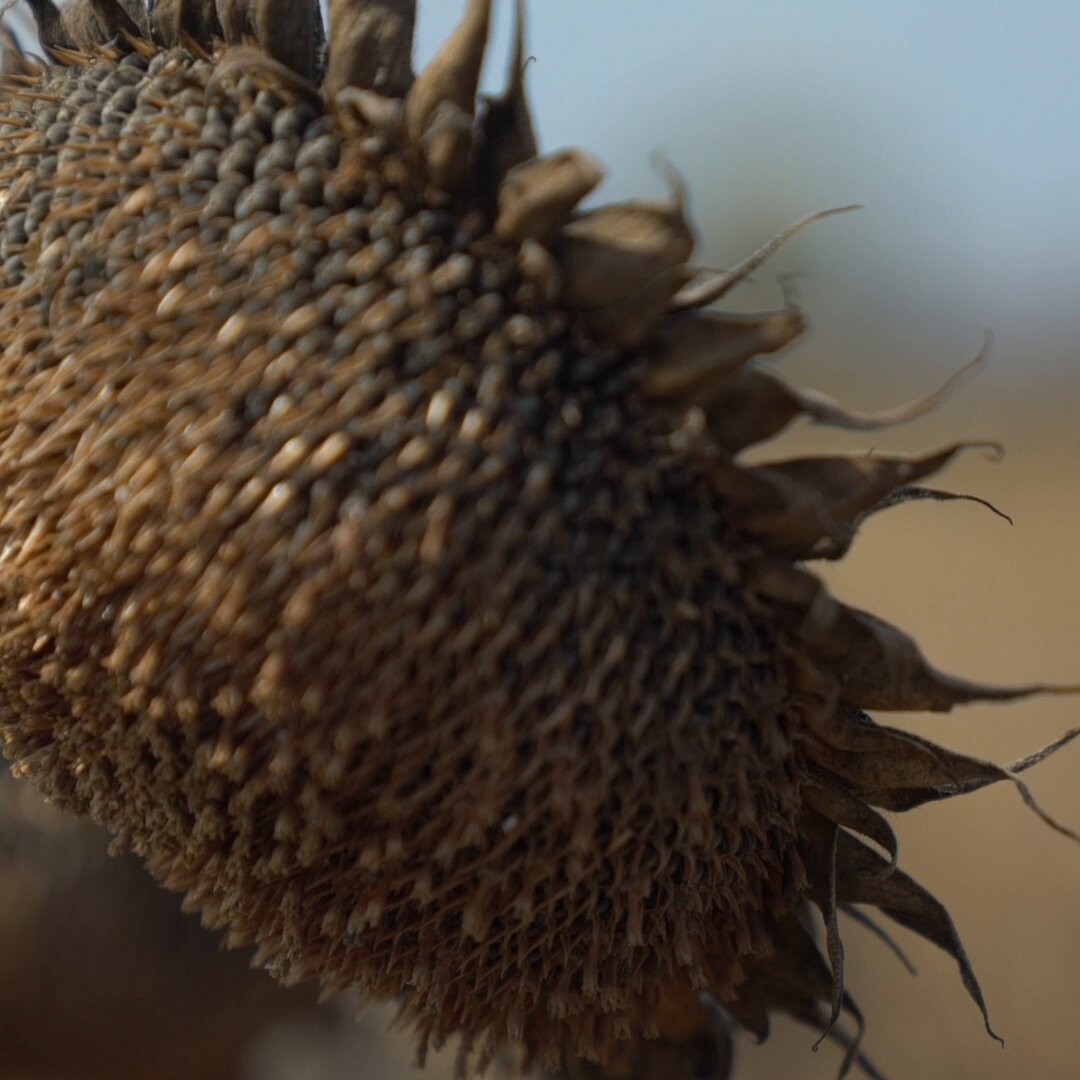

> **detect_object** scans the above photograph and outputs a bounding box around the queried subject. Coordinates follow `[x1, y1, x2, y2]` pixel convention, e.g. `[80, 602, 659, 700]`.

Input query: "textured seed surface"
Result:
[0, 48, 803, 1058]
[0, 4, 1075, 1078]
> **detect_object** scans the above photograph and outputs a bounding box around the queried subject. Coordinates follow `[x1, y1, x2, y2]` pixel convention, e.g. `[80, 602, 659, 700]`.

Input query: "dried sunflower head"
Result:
[0, 2, 1075, 1077]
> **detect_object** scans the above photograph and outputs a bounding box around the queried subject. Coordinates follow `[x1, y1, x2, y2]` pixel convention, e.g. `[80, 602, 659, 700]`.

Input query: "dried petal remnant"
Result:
[0, 4, 1074, 1079]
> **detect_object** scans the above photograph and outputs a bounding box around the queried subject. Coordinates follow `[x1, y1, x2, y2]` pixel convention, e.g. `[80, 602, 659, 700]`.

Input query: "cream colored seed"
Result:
[426, 387, 455, 428]
[268, 436, 310, 477]
[396, 434, 434, 470]
[308, 431, 351, 473]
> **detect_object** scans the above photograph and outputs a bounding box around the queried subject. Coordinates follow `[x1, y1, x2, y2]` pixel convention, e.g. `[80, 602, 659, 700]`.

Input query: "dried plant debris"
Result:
[0, 3, 1075, 1078]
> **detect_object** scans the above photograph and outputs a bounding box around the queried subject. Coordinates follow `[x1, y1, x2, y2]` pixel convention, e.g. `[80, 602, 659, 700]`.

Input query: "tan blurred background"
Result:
[2, 1, 1079, 1078]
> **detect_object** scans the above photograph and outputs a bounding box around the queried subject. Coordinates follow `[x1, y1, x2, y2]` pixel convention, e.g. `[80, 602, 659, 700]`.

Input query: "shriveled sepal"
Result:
[324, 0, 416, 99]
[405, 0, 492, 191]
[820, 823, 1001, 1044]
[807, 821, 846, 1042]
[797, 811, 1001, 1062]
[92, 0, 151, 40]
[474, 0, 538, 208]
[784, 687, 1079, 1038]
[149, 0, 219, 47]
[26, 0, 143, 50]
[729, 911, 883, 1080]
[711, 459, 855, 557]
[762, 444, 991, 523]
[694, 343, 989, 455]
[804, 709, 1080, 846]
[495, 149, 605, 244]
[216, 0, 323, 82]
[640, 309, 805, 400]
[205, 45, 323, 105]
[818, 602, 1066, 712]
[79, 0, 144, 47]
[805, 483, 1014, 563]
[556, 176, 696, 345]
[729, 443, 998, 559]
[802, 772, 899, 878]
[673, 205, 861, 312]
[0, 21, 35, 77]
[754, 561, 1077, 713]
[24, 0, 71, 50]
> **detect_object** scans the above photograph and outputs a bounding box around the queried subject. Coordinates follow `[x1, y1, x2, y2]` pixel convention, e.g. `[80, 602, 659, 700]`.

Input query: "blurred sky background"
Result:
[415, 0, 1080, 395]
[6, 2, 1079, 385]
[2, 4, 1079, 1079]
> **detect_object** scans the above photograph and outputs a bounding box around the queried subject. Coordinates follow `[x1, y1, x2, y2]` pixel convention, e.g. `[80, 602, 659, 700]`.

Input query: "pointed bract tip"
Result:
[675, 204, 863, 311]
[473, 0, 538, 205]
[405, 0, 492, 189]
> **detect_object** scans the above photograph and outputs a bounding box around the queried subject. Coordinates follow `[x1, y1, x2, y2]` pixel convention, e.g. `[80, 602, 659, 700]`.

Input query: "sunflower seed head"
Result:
[1, 4, 1075, 1077]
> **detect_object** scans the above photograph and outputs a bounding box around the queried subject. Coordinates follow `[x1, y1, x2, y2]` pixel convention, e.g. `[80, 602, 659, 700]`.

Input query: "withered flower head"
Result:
[0, 2, 1075, 1077]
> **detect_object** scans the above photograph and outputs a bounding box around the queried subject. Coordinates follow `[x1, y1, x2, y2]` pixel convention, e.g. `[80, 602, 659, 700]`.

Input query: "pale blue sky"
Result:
[414, 1, 1080, 383]
[10, 2, 1080, 381]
